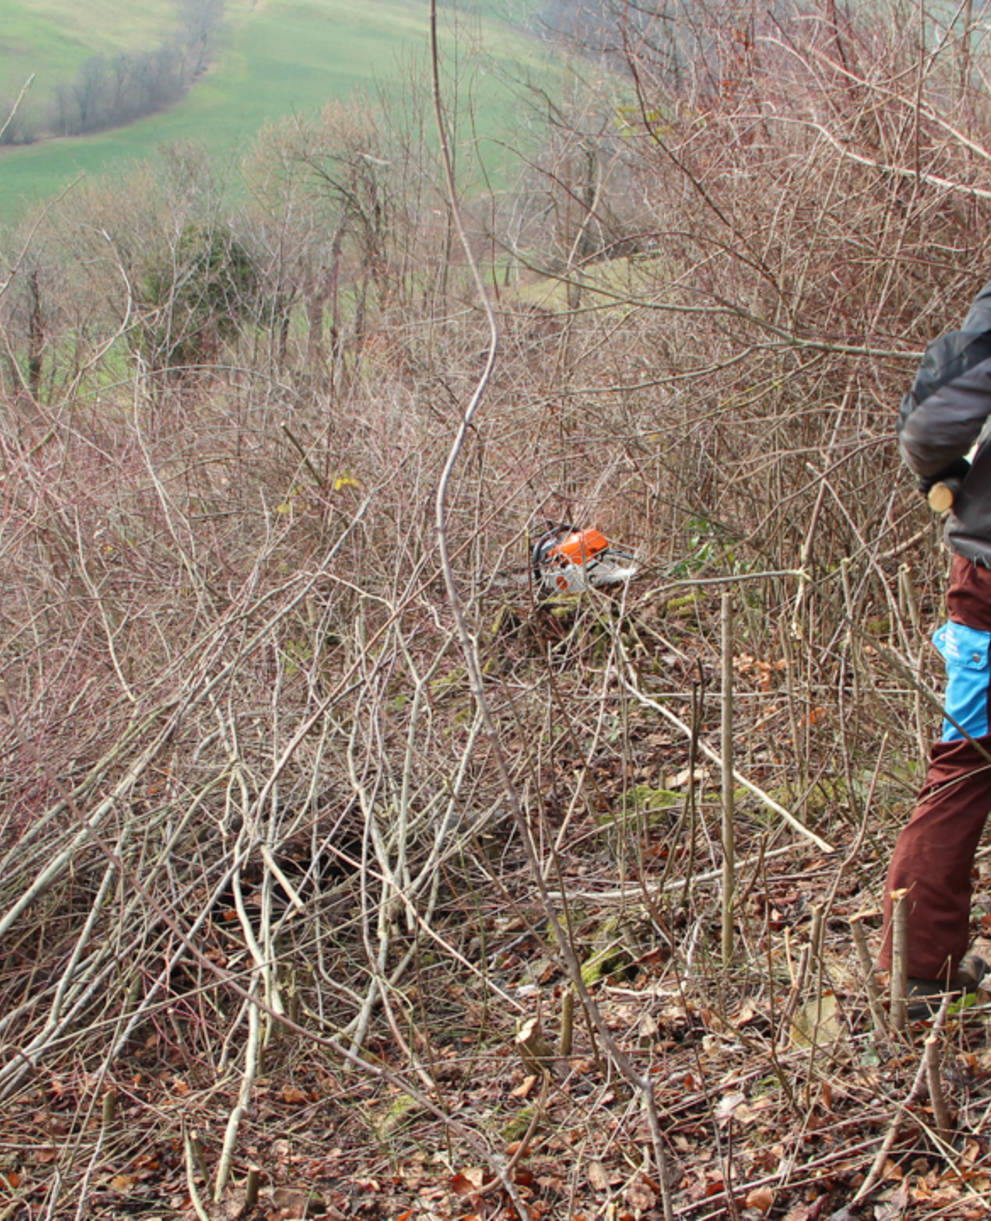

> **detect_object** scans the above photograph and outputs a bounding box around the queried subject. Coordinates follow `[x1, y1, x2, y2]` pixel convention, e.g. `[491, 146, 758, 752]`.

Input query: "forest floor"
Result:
[6, 808, 991, 1221]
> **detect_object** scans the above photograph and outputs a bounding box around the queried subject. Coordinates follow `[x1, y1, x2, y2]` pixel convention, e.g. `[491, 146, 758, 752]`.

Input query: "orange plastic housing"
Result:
[547, 529, 609, 565]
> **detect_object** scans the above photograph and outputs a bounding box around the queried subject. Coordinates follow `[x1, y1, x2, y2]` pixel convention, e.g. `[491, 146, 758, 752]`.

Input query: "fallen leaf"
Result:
[745, 1185, 774, 1214]
[588, 1162, 609, 1191]
[789, 991, 843, 1048]
[731, 1097, 775, 1126]
[271, 1186, 327, 1213]
[450, 1172, 481, 1198]
[624, 1179, 656, 1210]
[511, 1074, 538, 1099]
[666, 766, 709, 788]
[874, 1179, 910, 1220]
[715, 1091, 747, 1123]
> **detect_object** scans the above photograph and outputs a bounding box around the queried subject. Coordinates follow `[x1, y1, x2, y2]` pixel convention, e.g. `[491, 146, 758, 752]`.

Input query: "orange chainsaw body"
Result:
[545, 528, 609, 567]
[541, 528, 610, 592]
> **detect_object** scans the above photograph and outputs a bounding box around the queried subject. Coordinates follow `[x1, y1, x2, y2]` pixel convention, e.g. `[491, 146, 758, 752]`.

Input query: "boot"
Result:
[905, 953, 988, 1020]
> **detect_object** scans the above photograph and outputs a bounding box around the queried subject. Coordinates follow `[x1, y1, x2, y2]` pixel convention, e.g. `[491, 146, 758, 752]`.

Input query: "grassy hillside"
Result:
[0, 0, 551, 220]
[0, 0, 178, 84]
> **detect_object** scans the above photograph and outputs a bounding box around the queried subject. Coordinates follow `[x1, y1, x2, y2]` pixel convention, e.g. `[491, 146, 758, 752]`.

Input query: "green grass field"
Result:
[0, 0, 551, 222]
[0, 0, 177, 83]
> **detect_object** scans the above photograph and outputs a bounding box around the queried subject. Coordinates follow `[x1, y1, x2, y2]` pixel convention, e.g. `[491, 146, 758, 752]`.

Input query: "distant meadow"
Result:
[0, 0, 552, 221]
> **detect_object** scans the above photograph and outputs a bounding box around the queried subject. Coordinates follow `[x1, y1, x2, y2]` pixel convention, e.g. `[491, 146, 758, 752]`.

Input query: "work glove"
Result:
[917, 456, 970, 498]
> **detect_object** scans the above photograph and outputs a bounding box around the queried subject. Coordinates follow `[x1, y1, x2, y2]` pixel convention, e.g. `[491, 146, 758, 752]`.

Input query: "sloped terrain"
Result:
[4, 1, 991, 1217]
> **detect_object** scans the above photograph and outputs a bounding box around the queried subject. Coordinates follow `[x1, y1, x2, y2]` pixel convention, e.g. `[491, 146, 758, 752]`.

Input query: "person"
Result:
[880, 277, 991, 1010]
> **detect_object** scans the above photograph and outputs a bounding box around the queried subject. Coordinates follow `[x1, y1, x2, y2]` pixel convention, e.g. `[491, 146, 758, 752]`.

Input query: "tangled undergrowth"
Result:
[3, 533, 990, 1220]
[6, 0, 991, 1215]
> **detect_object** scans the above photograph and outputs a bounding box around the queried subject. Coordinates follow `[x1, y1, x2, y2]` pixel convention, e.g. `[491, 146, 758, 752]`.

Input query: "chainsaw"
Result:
[531, 524, 640, 596]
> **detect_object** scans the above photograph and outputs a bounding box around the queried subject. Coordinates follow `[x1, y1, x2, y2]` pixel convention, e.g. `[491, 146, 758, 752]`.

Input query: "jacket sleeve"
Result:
[898, 358, 991, 478]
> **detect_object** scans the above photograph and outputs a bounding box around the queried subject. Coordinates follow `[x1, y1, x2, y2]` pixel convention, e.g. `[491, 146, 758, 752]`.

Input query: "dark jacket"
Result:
[898, 279, 991, 565]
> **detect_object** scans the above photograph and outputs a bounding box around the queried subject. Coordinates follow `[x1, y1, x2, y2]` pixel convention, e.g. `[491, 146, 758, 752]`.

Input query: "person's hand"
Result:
[917, 457, 971, 497]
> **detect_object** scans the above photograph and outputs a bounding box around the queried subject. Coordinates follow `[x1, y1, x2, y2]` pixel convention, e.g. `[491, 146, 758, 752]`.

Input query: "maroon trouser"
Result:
[879, 554, 991, 979]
